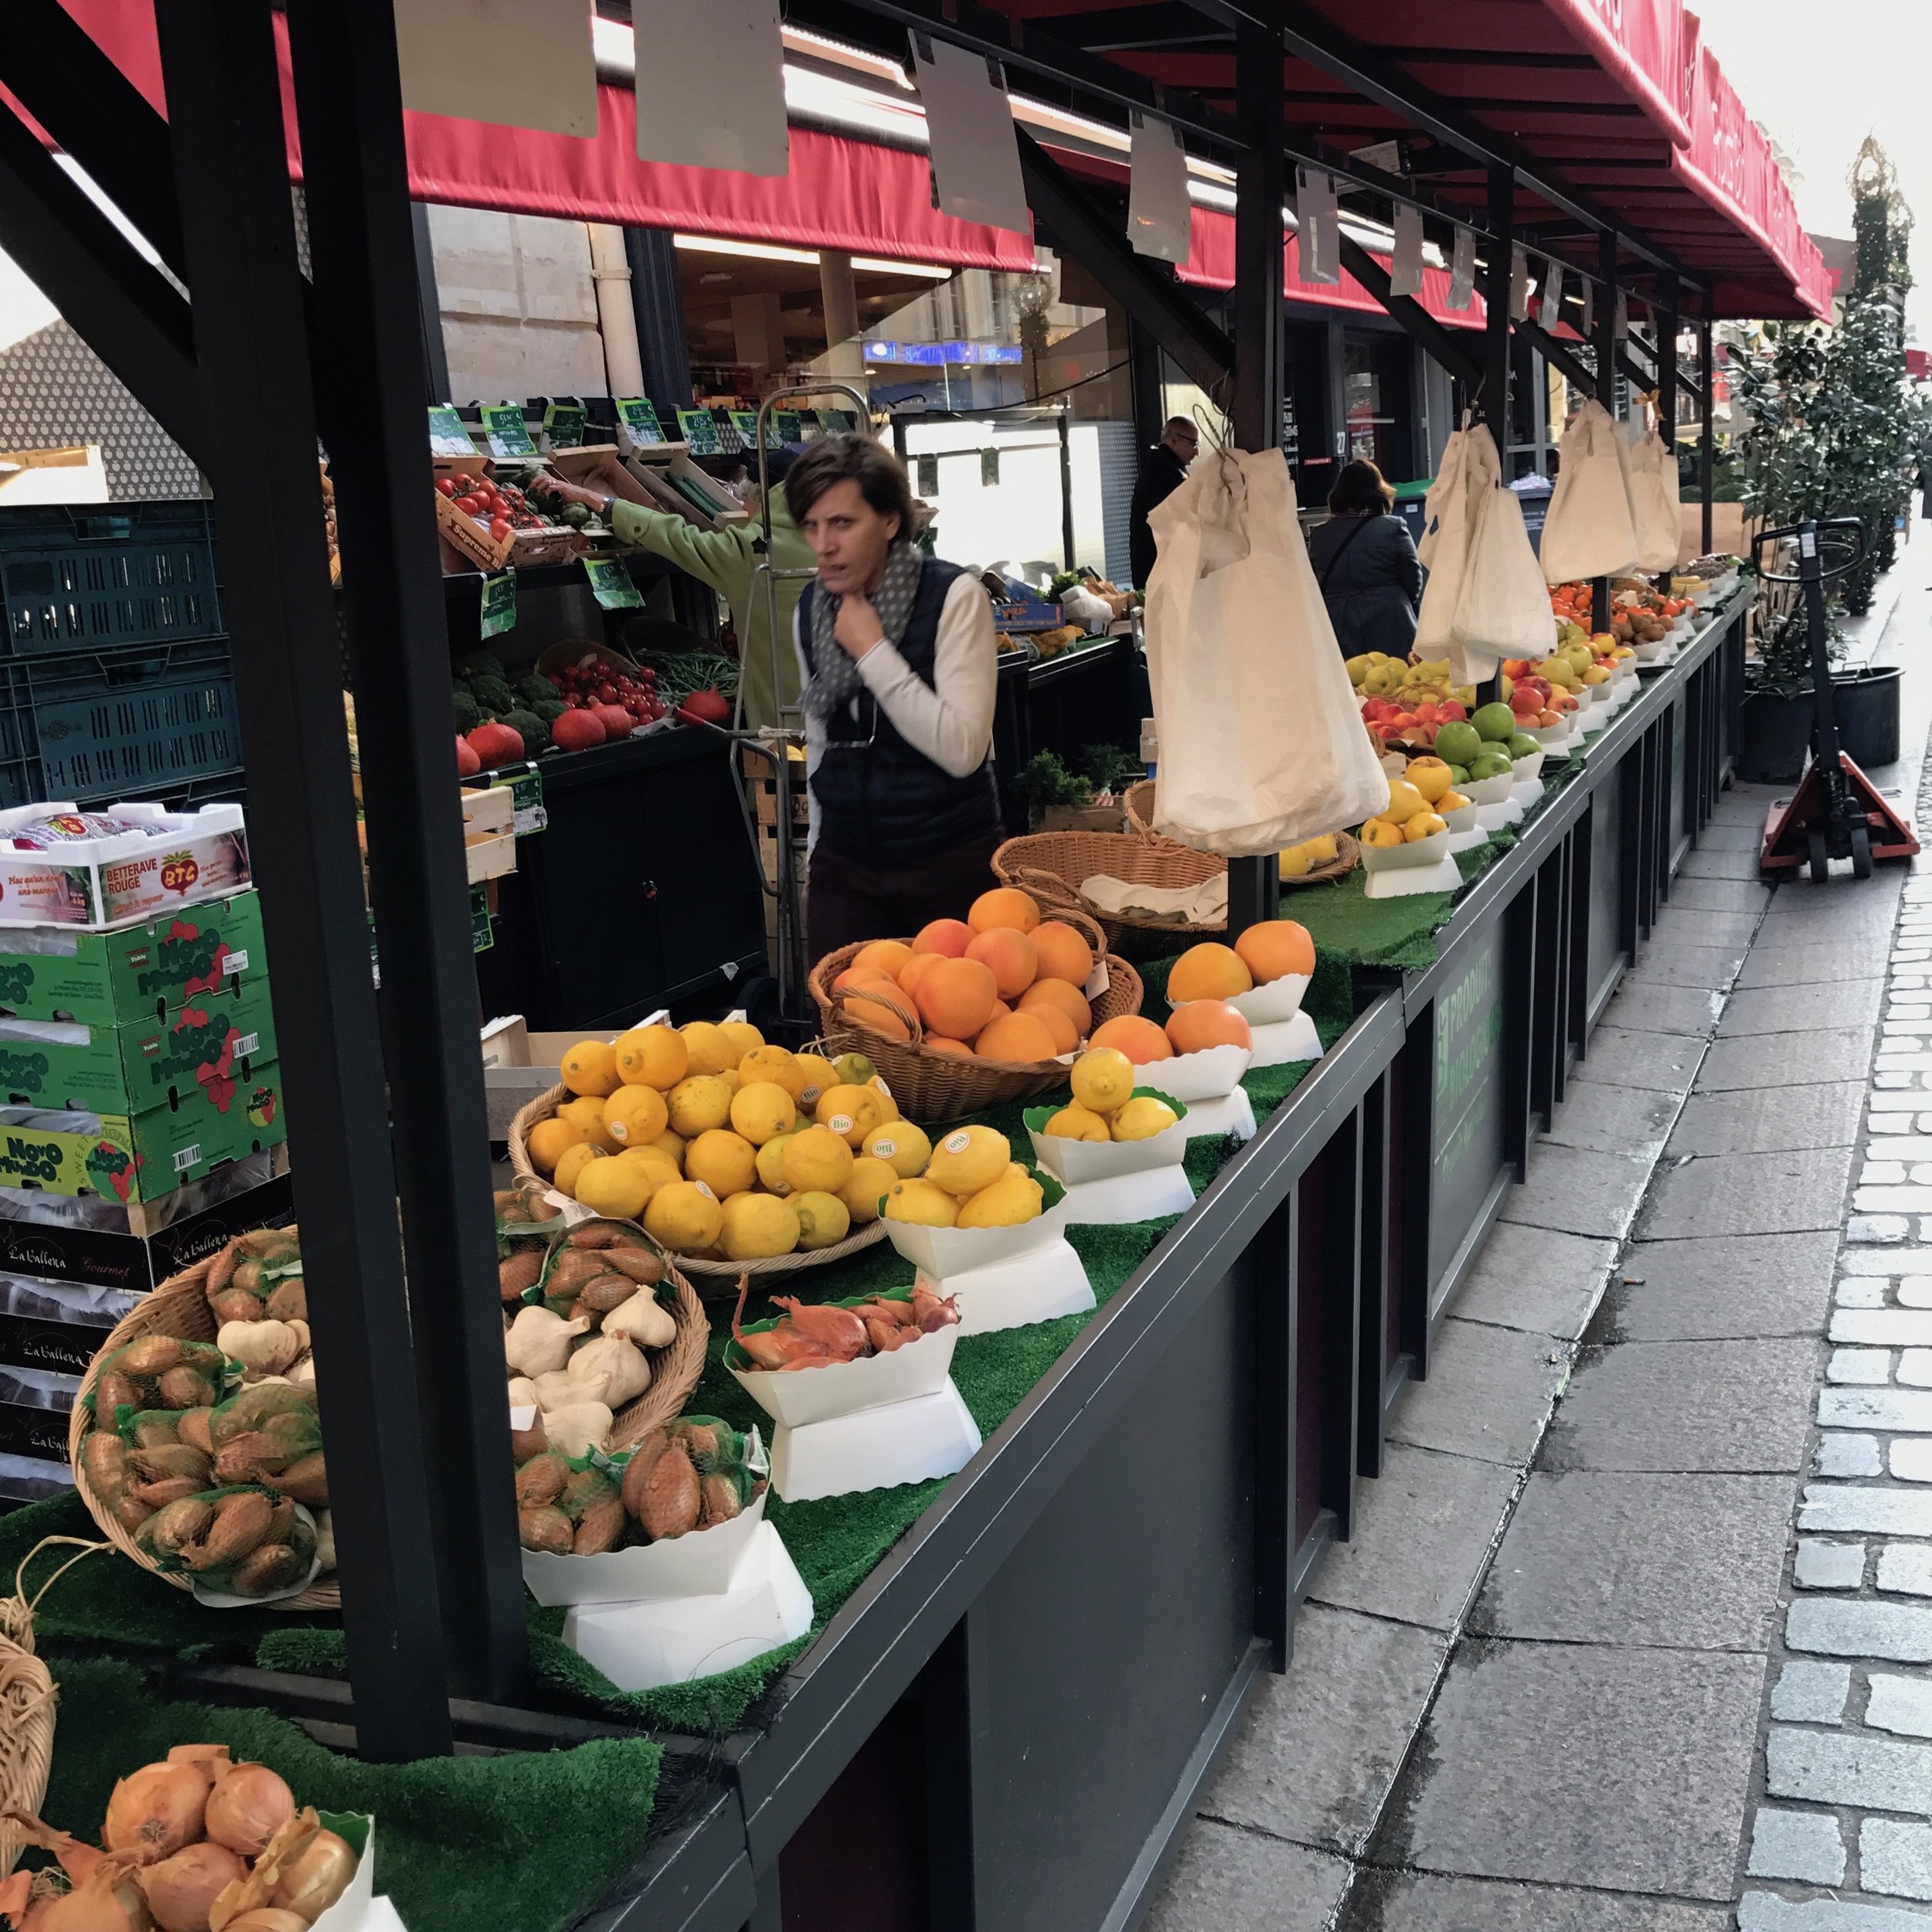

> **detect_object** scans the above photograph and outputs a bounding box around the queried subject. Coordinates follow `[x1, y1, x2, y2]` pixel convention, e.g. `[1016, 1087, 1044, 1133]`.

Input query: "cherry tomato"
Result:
[490, 516, 512, 541]
[434, 477, 456, 498]
[596, 682, 618, 704]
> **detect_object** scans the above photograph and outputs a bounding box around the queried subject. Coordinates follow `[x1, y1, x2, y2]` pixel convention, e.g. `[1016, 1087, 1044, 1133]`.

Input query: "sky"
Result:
[1692, 0, 1932, 337]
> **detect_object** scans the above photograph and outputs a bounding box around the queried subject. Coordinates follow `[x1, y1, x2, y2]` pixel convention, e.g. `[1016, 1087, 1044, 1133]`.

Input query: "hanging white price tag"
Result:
[1510, 247, 1532, 321]
[1389, 203, 1423, 300]
[1127, 113, 1192, 264]
[1539, 260, 1565, 333]
[1447, 226, 1476, 311]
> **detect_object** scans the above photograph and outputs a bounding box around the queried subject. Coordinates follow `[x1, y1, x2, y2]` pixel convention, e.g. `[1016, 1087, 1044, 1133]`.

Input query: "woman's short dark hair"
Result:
[1328, 459, 1396, 516]
[784, 434, 917, 537]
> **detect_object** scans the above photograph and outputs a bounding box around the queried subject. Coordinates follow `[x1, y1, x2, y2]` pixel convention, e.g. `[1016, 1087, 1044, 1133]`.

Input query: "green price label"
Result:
[981, 447, 1001, 487]
[616, 398, 666, 445]
[676, 409, 722, 455]
[583, 557, 644, 610]
[729, 410, 760, 448]
[471, 883, 495, 954]
[428, 405, 475, 458]
[479, 571, 517, 639]
[480, 403, 537, 457]
[773, 410, 804, 444]
[820, 408, 859, 434]
[543, 401, 587, 449]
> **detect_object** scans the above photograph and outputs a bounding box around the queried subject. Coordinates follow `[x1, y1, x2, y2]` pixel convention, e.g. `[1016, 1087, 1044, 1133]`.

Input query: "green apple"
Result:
[1472, 701, 1518, 743]
[1507, 733, 1540, 761]
[1434, 720, 1482, 767]
[1469, 750, 1513, 781]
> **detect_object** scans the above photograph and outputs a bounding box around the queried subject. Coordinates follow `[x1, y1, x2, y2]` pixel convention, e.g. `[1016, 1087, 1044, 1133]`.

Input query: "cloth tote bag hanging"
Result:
[1624, 423, 1682, 573]
[1145, 447, 1387, 855]
[1448, 429, 1558, 683]
[1413, 424, 1475, 657]
[1539, 399, 1640, 585]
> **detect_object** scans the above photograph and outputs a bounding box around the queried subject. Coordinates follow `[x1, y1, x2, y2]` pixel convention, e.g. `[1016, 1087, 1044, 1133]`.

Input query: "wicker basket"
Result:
[993, 830, 1226, 958]
[1276, 830, 1360, 890]
[808, 911, 1145, 1119]
[507, 1088, 890, 1286]
[0, 1539, 87, 1876]
[1123, 779, 1158, 838]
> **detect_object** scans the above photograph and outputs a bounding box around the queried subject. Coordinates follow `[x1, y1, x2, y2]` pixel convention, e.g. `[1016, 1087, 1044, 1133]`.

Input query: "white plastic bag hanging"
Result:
[1624, 422, 1682, 573]
[1145, 448, 1386, 855]
[1538, 399, 1639, 585]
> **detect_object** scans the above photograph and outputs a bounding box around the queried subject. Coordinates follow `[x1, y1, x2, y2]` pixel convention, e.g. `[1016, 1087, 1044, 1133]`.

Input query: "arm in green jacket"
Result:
[608, 498, 751, 604]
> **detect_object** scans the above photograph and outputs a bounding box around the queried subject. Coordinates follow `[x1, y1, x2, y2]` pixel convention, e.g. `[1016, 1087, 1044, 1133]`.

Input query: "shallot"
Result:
[138, 1839, 247, 1932]
[102, 1757, 213, 1859]
[204, 1760, 294, 1858]
[267, 1831, 357, 1922]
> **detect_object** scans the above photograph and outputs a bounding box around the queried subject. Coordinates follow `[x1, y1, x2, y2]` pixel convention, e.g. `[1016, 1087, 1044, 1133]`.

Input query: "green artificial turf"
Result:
[35, 1656, 659, 1932]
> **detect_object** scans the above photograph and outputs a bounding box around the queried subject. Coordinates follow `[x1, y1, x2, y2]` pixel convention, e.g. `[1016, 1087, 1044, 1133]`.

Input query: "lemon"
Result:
[740, 1045, 805, 1100]
[525, 1115, 587, 1174]
[1279, 845, 1312, 881]
[574, 1158, 653, 1220]
[730, 1081, 798, 1146]
[1070, 1048, 1135, 1116]
[644, 1179, 724, 1253]
[840, 1155, 899, 1225]
[719, 1191, 800, 1260]
[1110, 1095, 1179, 1142]
[868, 1074, 900, 1122]
[815, 1083, 887, 1148]
[612, 1146, 679, 1196]
[955, 1170, 1043, 1228]
[679, 1021, 736, 1077]
[927, 1124, 1009, 1196]
[755, 1133, 798, 1196]
[719, 1020, 765, 1063]
[832, 1052, 877, 1087]
[560, 1038, 620, 1097]
[718, 1069, 743, 1095]
[553, 1142, 607, 1196]
[603, 1083, 669, 1148]
[667, 1075, 733, 1138]
[792, 1190, 852, 1250]
[1043, 1101, 1111, 1143]
[883, 1178, 959, 1228]
[793, 1053, 838, 1111]
[614, 1025, 686, 1090]
[684, 1128, 758, 1199]
[558, 1094, 619, 1154]
[651, 1128, 686, 1172]
[781, 1125, 855, 1195]
[864, 1120, 931, 1177]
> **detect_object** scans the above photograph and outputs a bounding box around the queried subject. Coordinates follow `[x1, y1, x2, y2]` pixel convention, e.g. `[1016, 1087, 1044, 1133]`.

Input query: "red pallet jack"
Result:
[1757, 516, 1919, 881]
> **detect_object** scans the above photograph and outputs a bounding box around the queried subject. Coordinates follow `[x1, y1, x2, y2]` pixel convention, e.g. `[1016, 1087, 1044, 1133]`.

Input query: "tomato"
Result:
[434, 477, 456, 498]
[455, 494, 481, 515]
[596, 682, 618, 705]
[490, 516, 512, 541]
[452, 473, 474, 492]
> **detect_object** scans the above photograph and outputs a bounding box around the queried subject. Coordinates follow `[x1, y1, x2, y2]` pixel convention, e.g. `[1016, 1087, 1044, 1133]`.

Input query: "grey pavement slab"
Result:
[1666, 1082, 1866, 1156]
[1771, 1660, 1852, 1723]
[1666, 876, 1773, 915]
[1339, 1869, 1730, 1930]
[1681, 844, 1776, 882]
[1383, 1639, 1767, 1899]
[1199, 1603, 1445, 1855]
[1452, 1222, 1616, 1341]
[1573, 1025, 1707, 1093]
[1740, 1893, 1932, 1930]
[1860, 1818, 1932, 1901]
[1599, 979, 1726, 1039]
[1619, 940, 1749, 991]
[1141, 1818, 1349, 1932]
[1541, 1078, 1680, 1159]
[1818, 1386, 1932, 1431]
[1766, 1723, 1932, 1813]
[1798, 1485, 1932, 1536]
[1696, 1028, 1878, 1092]
[1388, 1320, 1570, 1466]
[1598, 1233, 1838, 1342]
[1720, 978, 1887, 1037]
[1758, 895, 1906, 947]
[1498, 1143, 1653, 1242]
[1543, 1338, 1819, 1472]
[1637, 1147, 1853, 1239]
[1867, 1674, 1932, 1736]
[1470, 1470, 1794, 1649]
[1653, 908, 1764, 951]
[1737, 941, 1891, 989]
[1747, 1807, 1848, 1884]
[1695, 821, 1766, 851]
[1308, 1441, 1518, 1632]
[1785, 1597, 1932, 1662]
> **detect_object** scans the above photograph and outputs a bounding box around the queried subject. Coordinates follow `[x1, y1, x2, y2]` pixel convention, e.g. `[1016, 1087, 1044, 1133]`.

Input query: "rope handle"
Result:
[1006, 866, 1086, 915]
[2, 1537, 107, 1651]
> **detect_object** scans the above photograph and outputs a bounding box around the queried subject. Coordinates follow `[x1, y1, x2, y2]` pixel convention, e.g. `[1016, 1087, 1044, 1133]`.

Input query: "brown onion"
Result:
[102, 1762, 212, 1859]
[203, 1765, 294, 1859]
[36, 1873, 152, 1932]
[138, 1844, 245, 1932]
[266, 1833, 356, 1923]
[220, 1916, 308, 1932]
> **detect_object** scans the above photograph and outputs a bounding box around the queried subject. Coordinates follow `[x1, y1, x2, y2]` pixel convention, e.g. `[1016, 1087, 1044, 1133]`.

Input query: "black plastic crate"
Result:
[0, 502, 223, 655]
[0, 639, 243, 808]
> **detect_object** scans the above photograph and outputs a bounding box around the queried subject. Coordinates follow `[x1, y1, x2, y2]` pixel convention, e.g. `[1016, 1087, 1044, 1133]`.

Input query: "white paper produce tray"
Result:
[1227, 972, 1308, 1028]
[1461, 770, 1515, 805]
[765, 1380, 981, 1501]
[522, 1487, 774, 1607]
[733, 1318, 961, 1427]
[307, 1815, 382, 1932]
[1247, 1009, 1324, 1067]
[907, 1242, 1094, 1335]
[1511, 747, 1546, 784]
[1362, 843, 1462, 899]
[1135, 1040, 1249, 1102]
[563, 1520, 812, 1691]
[1474, 794, 1526, 835]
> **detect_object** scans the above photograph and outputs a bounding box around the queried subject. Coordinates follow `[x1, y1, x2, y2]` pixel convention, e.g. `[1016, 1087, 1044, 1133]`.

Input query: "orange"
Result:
[1167, 942, 1254, 1002]
[916, 955, 998, 1040]
[912, 918, 974, 957]
[1020, 978, 1093, 1038]
[845, 994, 913, 1043]
[923, 1036, 975, 1058]
[974, 1010, 1059, 1063]
[1165, 999, 1253, 1056]
[987, 996, 1012, 1024]
[1030, 920, 1094, 987]
[1089, 1013, 1173, 1063]
[832, 962, 895, 995]
[968, 887, 1039, 935]
[898, 951, 944, 1001]
[1023, 999, 1079, 1055]
[1233, 919, 1315, 986]
[852, 939, 914, 979]
[966, 927, 1038, 999]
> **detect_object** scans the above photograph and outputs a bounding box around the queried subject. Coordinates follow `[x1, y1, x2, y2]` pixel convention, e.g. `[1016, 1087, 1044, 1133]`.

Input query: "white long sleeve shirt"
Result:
[793, 572, 998, 850]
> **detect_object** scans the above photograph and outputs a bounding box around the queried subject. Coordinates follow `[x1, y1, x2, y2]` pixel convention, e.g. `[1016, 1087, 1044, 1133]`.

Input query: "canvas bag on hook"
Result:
[1145, 447, 1386, 854]
[1624, 420, 1682, 573]
[1539, 399, 1640, 583]
[1415, 423, 1547, 682]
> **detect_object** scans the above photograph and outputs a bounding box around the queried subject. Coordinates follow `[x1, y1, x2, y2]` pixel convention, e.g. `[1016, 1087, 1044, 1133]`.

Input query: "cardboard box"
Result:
[0, 1361, 78, 1464]
[0, 888, 267, 1027]
[0, 804, 250, 931]
[0, 1275, 141, 1377]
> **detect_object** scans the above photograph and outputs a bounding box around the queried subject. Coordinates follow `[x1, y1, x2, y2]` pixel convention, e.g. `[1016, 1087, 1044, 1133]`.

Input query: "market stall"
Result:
[0, 1, 1820, 1930]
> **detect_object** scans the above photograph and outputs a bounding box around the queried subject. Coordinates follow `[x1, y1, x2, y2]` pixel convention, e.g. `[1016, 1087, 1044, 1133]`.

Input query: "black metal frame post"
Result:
[1654, 271, 1679, 590]
[1699, 315, 1716, 556]
[287, 0, 530, 1705]
[1481, 167, 1515, 450]
[154, 0, 455, 1759]
[1593, 229, 1620, 634]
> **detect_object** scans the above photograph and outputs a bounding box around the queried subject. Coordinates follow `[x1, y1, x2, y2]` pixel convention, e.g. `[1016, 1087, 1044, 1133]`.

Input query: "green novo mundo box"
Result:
[0, 1060, 287, 1205]
[0, 889, 267, 1026]
[0, 978, 277, 1114]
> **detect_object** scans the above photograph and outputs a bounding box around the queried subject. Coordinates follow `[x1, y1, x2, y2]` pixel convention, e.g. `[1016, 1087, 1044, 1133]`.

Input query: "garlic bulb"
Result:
[506, 1376, 539, 1411]
[503, 1306, 590, 1379]
[568, 1334, 651, 1408]
[603, 1285, 676, 1349]
[543, 1399, 613, 1459]
[530, 1369, 577, 1411]
[217, 1318, 303, 1376]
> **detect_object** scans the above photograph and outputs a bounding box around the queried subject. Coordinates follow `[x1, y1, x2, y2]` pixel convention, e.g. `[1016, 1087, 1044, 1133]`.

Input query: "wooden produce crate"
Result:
[433, 455, 580, 570]
[461, 784, 517, 886]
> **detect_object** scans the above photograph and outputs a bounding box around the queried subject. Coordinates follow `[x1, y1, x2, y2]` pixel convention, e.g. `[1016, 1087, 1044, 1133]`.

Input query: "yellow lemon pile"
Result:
[1041, 1049, 1180, 1145]
[881, 1123, 1046, 1231]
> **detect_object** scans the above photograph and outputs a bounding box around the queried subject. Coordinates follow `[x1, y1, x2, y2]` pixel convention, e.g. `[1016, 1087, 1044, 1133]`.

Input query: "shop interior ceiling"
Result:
[676, 246, 948, 365]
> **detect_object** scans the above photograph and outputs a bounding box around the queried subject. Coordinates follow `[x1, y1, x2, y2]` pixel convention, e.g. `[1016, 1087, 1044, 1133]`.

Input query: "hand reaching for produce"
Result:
[531, 476, 607, 512]
[832, 590, 886, 662]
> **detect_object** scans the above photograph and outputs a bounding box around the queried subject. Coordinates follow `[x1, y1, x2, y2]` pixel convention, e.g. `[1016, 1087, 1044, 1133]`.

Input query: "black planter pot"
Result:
[1738, 665, 1903, 783]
